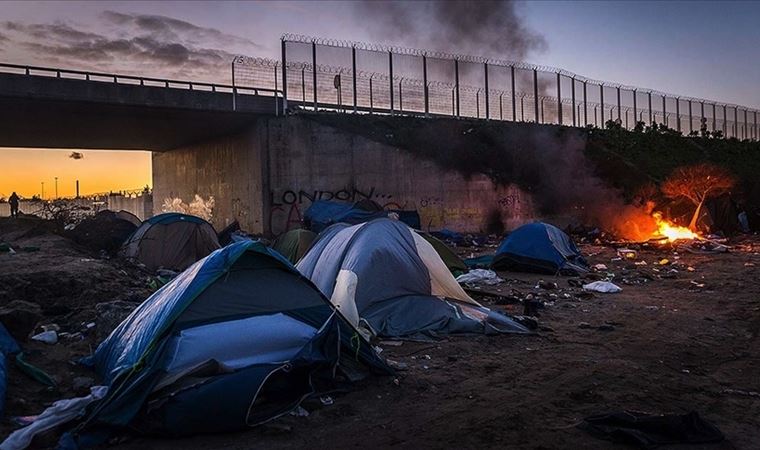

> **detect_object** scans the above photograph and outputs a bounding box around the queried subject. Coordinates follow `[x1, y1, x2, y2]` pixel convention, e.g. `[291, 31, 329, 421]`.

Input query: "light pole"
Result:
[41, 182, 44, 200]
[54, 177, 58, 199]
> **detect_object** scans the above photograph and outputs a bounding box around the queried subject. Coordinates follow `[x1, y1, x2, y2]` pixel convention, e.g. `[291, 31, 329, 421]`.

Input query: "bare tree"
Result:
[661, 163, 735, 230]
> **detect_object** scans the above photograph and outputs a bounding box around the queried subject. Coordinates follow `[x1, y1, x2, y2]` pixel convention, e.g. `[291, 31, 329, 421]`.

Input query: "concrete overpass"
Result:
[0, 63, 282, 150]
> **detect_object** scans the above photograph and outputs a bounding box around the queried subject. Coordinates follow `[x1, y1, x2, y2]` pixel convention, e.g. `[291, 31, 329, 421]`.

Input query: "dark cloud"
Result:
[0, 12, 258, 82]
[354, 0, 546, 61]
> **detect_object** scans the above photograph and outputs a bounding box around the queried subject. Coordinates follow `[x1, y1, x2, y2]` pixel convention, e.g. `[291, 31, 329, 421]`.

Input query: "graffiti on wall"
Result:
[268, 184, 533, 236]
[268, 187, 395, 235]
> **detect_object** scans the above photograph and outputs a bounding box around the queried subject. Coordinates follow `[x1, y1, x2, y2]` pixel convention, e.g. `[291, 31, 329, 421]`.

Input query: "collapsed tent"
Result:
[297, 219, 529, 338]
[492, 222, 588, 275]
[120, 213, 220, 272]
[51, 241, 388, 445]
[272, 228, 317, 264]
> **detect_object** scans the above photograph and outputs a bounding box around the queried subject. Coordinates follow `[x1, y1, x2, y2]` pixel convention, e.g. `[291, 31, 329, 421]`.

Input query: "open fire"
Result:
[652, 212, 700, 242]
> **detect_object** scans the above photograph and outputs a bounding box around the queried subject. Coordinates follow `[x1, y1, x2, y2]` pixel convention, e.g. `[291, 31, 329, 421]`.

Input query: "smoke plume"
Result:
[353, 0, 546, 61]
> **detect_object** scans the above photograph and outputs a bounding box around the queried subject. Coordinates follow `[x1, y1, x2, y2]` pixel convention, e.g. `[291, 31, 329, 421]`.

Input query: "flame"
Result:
[652, 212, 700, 242]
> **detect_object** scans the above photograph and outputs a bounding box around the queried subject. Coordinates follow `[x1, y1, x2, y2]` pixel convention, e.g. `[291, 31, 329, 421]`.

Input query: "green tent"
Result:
[272, 228, 317, 264]
[417, 231, 468, 276]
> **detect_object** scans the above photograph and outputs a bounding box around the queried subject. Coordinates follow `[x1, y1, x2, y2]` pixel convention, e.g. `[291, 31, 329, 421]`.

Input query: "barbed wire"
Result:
[280, 34, 758, 113]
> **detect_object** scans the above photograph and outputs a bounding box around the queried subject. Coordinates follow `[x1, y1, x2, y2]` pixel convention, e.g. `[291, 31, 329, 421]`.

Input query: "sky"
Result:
[1, 0, 758, 198]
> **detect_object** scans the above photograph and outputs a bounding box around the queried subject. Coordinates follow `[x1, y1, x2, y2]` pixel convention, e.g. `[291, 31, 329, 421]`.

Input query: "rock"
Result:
[537, 280, 557, 290]
[95, 301, 139, 341]
[0, 300, 42, 341]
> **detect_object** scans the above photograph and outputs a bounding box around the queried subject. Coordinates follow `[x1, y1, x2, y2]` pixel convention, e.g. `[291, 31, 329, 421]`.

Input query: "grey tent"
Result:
[297, 219, 529, 339]
[121, 213, 220, 272]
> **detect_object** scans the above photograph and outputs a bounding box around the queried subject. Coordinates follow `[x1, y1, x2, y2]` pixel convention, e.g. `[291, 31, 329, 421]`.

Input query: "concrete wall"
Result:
[265, 117, 535, 236]
[153, 115, 536, 236]
[152, 127, 267, 232]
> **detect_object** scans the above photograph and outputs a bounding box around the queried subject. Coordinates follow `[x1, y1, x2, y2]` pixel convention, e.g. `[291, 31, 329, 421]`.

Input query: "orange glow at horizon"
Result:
[0, 148, 151, 199]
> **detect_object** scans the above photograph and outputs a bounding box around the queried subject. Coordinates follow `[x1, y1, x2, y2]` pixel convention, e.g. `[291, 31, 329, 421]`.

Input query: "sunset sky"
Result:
[1, 0, 759, 198]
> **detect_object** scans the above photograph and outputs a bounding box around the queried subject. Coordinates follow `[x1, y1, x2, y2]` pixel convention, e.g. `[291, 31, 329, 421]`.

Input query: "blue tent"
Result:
[62, 240, 388, 444]
[0, 322, 20, 417]
[297, 219, 530, 339]
[304, 200, 387, 233]
[491, 222, 588, 275]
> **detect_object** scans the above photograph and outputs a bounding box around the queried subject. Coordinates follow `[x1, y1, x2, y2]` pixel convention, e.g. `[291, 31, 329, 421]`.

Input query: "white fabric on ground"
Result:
[583, 281, 622, 293]
[455, 269, 504, 286]
[1, 386, 108, 450]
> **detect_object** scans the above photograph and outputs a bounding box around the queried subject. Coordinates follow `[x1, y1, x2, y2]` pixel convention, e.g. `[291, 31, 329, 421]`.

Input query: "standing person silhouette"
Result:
[8, 192, 19, 218]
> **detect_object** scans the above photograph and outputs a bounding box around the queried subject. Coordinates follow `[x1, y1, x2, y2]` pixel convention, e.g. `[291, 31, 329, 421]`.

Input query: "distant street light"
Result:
[55, 177, 58, 199]
[41, 182, 44, 200]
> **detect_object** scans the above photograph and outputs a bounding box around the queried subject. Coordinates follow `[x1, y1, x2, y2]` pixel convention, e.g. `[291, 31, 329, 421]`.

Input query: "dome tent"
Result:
[56, 241, 389, 445]
[120, 213, 220, 272]
[492, 222, 588, 275]
[297, 219, 530, 339]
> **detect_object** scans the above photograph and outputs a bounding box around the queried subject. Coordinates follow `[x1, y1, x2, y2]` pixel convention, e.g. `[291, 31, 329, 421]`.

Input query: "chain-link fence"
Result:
[233, 35, 759, 140]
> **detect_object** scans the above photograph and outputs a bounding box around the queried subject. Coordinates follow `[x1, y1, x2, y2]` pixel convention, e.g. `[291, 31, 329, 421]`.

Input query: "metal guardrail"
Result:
[0, 61, 284, 114]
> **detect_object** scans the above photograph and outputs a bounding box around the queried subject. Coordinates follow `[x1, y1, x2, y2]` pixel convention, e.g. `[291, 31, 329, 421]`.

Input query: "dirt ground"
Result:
[1, 217, 759, 449]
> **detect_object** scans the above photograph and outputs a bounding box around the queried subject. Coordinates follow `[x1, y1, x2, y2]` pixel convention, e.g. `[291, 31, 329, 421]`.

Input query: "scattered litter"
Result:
[645, 305, 660, 310]
[634, 260, 648, 266]
[379, 340, 403, 347]
[31, 330, 58, 345]
[386, 359, 408, 370]
[536, 280, 557, 290]
[659, 258, 670, 265]
[745, 262, 755, 267]
[319, 396, 334, 406]
[583, 281, 622, 293]
[456, 269, 503, 285]
[578, 322, 593, 329]
[290, 406, 310, 417]
[593, 264, 608, 271]
[687, 266, 695, 272]
[690, 280, 706, 288]
[617, 248, 638, 259]
[722, 388, 760, 398]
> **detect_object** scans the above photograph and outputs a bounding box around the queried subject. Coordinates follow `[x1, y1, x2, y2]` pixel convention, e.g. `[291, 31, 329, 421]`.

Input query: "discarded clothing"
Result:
[578, 410, 724, 447]
[455, 269, 504, 286]
[583, 281, 622, 293]
[0, 386, 108, 450]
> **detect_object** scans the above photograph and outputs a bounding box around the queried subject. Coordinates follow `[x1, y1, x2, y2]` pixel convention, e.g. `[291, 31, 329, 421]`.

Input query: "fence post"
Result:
[423, 54, 429, 116]
[484, 62, 489, 120]
[476, 90, 480, 118]
[510, 66, 516, 121]
[540, 97, 544, 123]
[389, 51, 394, 115]
[231, 60, 236, 111]
[274, 65, 279, 116]
[399, 79, 403, 112]
[755, 111, 758, 140]
[557, 72, 562, 125]
[583, 81, 588, 126]
[533, 69, 539, 123]
[700, 101, 704, 133]
[499, 92, 503, 120]
[648, 92, 652, 124]
[369, 76, 374, 113]
[312, 41, 318, 111]
[352, 46, 357, 113]
[599, 84, 604, 127]
[616, 86, 621, 121]
[632, 90, 637, 127]
[301, 67, 305, 106]
[281, 38, 288, 113]
[571, 77, 576, 126]
[689, 100, 693, 134]
[454, 59, 460, 117]
[675, 98, 680, 132]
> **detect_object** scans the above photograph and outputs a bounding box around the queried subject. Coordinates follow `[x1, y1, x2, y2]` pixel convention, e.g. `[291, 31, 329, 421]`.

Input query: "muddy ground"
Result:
[1, 217, 759, 449]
